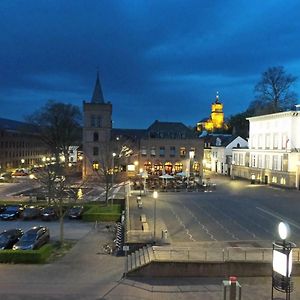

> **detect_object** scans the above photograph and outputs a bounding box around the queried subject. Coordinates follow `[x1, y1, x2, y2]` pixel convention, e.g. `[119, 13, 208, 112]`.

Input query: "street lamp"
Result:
[111, 152, 116, 206]
[153, 191, 158, 243]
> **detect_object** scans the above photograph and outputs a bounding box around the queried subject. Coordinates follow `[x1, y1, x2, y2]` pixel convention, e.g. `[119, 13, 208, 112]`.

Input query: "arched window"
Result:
[144, 161, 152, 172]
[237, 143, 240, 148]
[174, 162, 183, 172]
[93, 132, 99, 142]
[164, 162, 173, 174]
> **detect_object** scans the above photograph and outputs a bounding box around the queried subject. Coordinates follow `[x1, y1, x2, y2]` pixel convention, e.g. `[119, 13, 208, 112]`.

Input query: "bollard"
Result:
[222, 276, 242, 300]
[229, 276, 237, 300]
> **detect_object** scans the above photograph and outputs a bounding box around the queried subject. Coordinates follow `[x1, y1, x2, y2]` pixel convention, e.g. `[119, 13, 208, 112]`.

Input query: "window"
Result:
[93, 147, 99, 156]
[265, 155, 270, 169]
[273, 134, 278, 149]
[265, 134, 270, 149]
[90, 115, 101, 128]
[150, 147, 156, 156]
[96, 116, 101, 128]
[92, 161, 99, 171]
[258, 135, 263, 148]
[91, 115, 96, 127]
[159, 147, 165, 157]
[93, 132, 99, 142]
[257, 155, 263, 168]
[141, 147, 147, 156]
[174, 162, 183, 172]
[170, 146, 176, 157]
[273, 155, 279, 170]
[282, 134, 288, 149]
[180, 147, 186, 157]
[251, 154, 256, 167]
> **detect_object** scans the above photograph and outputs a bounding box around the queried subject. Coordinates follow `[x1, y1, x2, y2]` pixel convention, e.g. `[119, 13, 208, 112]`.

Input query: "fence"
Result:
[152, 246, 300, 263]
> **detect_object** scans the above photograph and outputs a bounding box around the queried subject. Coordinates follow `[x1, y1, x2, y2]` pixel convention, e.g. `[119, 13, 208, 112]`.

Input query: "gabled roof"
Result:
[112, 128, 147, 141]
[91, 72, 105, 104]
[147, 120, 197, 139]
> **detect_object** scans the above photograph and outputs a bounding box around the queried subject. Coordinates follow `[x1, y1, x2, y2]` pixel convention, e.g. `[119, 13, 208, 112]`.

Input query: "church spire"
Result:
[215, 91, 220, 103]
[91, 71, 105, 103]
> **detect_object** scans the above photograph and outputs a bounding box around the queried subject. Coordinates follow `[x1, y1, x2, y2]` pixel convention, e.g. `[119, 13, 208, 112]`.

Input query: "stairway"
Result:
[127, 245, 155, 273]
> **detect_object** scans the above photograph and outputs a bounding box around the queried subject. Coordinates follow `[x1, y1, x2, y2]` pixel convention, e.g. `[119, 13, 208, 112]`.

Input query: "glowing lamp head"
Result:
[278, 222, 290, 240]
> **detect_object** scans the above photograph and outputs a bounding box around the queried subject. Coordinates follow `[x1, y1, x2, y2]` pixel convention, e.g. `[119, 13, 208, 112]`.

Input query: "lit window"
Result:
[141, 147, 147, 156]
[92, 161, 99, 171]
[180, 147, 186, 157]
[150, 147, 156, 156]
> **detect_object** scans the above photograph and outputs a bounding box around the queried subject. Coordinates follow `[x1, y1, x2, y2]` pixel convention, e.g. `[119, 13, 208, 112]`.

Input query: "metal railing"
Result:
[152, 246, 300, 263]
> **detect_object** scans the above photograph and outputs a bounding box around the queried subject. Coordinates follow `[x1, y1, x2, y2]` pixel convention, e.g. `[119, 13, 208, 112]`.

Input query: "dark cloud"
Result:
[1, 0, 300, 128]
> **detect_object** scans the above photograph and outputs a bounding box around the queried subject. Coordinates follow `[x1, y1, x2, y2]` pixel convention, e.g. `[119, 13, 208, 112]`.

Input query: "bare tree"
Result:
[33, 163, 84, 246]
[26, 100, 82, 163]
[252, 66, 297, 114]
[85, 138, 136, 205]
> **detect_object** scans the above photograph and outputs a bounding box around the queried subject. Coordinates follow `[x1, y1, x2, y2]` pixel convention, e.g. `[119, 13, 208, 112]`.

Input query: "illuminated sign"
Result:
[272, 249, 293, 277]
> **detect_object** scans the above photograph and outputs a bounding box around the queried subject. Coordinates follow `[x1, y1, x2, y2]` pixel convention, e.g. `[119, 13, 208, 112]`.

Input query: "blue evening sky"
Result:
[1, 0, 300, 128]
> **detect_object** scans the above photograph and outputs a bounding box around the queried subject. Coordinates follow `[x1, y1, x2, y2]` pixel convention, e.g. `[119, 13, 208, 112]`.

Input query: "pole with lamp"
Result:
[153, 190, 158, 243]
[272, 221, 295, 300]
[111, 152, 116, 206]
[139, 168, 144, 196]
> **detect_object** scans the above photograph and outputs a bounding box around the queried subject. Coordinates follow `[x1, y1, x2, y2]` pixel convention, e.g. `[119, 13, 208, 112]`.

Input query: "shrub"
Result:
[82, 204, 121, 222]
[0, 244, 54, 264]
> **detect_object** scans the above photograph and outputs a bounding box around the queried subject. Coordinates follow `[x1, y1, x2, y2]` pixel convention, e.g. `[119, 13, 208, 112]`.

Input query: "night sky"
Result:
[1, 0, 300, 129]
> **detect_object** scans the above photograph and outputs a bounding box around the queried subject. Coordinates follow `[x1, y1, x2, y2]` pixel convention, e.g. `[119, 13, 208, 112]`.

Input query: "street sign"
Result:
[123, 245, 129, 251]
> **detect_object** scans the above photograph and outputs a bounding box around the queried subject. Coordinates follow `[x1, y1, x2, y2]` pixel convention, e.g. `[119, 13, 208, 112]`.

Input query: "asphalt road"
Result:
[139, 176, 300, 245]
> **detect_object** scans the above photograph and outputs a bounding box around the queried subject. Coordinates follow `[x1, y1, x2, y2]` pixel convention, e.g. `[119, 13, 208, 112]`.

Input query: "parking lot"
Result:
[0, 218, 93, 241]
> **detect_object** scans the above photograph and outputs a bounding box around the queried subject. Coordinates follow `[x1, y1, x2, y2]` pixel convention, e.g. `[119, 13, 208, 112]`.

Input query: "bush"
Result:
[82, 204, 121, 222]
[0, 244, 54, 264]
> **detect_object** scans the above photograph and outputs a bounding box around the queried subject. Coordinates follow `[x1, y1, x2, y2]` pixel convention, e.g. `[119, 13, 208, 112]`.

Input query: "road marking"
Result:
[256, 206, 300, 230]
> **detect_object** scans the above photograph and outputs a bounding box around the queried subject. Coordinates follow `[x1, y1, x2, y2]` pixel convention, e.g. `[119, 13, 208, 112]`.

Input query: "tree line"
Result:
[227, 66, 298, 138]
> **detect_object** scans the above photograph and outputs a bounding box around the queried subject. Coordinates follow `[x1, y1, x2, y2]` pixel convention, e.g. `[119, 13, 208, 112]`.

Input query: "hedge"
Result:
[0, 244, 54, 264]
[82, 204, 121, 222]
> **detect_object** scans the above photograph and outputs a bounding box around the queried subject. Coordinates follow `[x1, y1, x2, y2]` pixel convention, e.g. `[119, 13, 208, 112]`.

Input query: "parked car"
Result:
[0, 204, 6, 213]
[41, 206, 58, 221]
[0, 229, 24, 249]
[68, 205, 84, 219]
[0, 204, 23, 220]
[22, 206, 41, 220]
[13, 226, 50, 250]
[11, 169, 29, 177]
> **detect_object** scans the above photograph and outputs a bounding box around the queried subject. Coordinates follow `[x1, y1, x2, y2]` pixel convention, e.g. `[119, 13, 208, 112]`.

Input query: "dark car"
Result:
[0, 204, 6, 213]
[68, 205, 84, 219]
[22, 206, 41, 220]
[0, 229, 23, 249]
[0, 204, 23, 220]
[13, 226, 50, 250]
[41, 206, 58, 221]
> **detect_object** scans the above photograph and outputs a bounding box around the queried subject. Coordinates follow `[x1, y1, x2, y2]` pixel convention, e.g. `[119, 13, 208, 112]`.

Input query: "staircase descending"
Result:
[127, 245, 155, 273]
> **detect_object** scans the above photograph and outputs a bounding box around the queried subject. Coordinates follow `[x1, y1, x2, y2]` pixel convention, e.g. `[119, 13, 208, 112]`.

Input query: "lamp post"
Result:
[153, 190, 158, 243]
[112, 152, 116, 206]
[272, 221, 295, 300]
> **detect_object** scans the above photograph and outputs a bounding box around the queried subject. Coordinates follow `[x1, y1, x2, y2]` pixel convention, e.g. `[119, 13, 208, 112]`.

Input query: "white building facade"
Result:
[232, 109, 300, 189]
[211, 136, 248, 175]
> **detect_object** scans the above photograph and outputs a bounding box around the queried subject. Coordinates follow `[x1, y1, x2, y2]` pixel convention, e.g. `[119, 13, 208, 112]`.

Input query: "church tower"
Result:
[196, 92, 226, 133]
[210, 92, 224, 130]
[82, 72, 112, 178]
